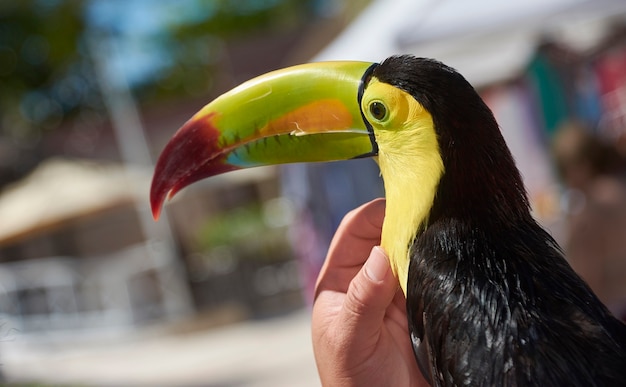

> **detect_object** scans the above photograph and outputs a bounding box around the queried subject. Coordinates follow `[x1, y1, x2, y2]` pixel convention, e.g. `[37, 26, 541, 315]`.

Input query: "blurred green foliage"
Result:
[0, 1, 90, 138]
[173, 0, 307, 39]
[134, 0, 311, 103]
[196, 205, 268, 248]
[0, 0, 311, 139]
[195, 202, 293, 263]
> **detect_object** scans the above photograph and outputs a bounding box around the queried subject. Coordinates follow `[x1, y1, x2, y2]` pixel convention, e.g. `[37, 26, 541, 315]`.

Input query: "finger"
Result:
[328, 198, 386, 264]
[324, 198, 385, 272]
[315, 198, 385, 295]
[339, 246, 398, 348]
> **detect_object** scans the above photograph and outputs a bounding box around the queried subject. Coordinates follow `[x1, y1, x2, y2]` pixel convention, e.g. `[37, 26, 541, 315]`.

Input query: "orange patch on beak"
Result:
[259, 99, 354, 137]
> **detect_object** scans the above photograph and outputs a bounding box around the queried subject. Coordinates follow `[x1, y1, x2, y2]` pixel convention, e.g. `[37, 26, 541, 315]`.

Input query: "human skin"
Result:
[311, 198, 428, 387]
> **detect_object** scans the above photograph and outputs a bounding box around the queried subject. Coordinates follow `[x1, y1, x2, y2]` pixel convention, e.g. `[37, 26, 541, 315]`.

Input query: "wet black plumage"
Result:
[373, 56, 626, 386]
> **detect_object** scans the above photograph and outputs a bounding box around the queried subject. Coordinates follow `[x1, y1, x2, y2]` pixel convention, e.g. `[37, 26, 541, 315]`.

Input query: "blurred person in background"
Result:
[553, 121, 626, 320]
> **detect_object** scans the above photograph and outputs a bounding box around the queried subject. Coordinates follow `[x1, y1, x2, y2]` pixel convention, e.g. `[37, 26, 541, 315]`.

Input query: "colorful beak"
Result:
[150, 61, 379, 220]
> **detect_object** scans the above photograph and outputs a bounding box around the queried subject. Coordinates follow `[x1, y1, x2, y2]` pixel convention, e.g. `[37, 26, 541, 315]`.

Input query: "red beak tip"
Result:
[150, 185, 177, 221]
[149, 189, 166, 222]
[150, 200, 162, 221]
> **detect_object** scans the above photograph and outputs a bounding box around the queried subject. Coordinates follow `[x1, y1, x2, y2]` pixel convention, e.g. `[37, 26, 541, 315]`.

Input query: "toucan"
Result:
[150, 55, 626, 386]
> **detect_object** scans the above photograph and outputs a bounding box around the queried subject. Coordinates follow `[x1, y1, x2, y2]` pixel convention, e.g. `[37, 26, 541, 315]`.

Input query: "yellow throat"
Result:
[361, 79, 444, 295]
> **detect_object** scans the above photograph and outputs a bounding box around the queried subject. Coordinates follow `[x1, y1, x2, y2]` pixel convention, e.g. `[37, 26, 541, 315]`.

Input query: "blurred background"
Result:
[0, 0, 625, 385]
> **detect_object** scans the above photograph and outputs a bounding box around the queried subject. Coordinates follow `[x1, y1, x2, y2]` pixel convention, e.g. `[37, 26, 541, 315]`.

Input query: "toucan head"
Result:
[150, 55, 525, 294]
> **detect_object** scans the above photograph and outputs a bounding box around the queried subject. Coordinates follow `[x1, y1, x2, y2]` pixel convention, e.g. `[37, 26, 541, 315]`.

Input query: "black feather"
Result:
[373, 55, 626, 386]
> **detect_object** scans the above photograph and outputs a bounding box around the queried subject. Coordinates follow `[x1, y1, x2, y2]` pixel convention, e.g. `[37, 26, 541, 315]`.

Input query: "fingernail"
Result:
[364, 246, 389, 282]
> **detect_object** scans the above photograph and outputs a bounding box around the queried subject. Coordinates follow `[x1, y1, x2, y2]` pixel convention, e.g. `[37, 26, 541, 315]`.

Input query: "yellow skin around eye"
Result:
[361, 79, 445, 295]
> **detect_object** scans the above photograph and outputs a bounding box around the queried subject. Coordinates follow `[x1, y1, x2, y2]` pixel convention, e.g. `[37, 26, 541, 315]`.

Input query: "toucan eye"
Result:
[369, 101, 387, 121]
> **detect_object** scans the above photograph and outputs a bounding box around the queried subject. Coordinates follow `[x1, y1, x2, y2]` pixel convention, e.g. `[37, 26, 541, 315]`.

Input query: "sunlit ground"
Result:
[3, 308, 319, 386]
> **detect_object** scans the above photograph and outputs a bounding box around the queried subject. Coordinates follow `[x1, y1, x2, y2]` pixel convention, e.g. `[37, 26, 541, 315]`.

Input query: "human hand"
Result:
[311, 198, 428, 387]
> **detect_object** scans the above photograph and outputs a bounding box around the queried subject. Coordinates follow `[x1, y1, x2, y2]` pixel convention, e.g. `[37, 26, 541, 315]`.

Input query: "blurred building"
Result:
[0, 158, 192, 335]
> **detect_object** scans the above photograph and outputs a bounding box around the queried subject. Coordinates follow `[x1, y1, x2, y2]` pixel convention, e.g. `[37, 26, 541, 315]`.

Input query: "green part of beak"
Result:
[150, 61, 378, 219]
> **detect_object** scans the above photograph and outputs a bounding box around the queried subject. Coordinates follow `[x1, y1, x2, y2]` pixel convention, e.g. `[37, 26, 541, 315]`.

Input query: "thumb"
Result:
[340, 246, 399, 339]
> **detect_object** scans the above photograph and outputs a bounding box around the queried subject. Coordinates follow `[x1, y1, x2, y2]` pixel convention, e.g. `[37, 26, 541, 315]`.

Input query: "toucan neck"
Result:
[429, 133, 531, 227]
[378, 144, 444, 296]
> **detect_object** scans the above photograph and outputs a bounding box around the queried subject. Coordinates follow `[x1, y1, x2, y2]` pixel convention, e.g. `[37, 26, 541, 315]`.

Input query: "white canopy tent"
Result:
[315, 0, 626, 87]
[0, 158, 150, 244]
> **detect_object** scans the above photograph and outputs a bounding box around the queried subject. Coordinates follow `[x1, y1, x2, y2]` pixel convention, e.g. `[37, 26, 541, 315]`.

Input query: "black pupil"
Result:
[370, 102, 386, 120]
